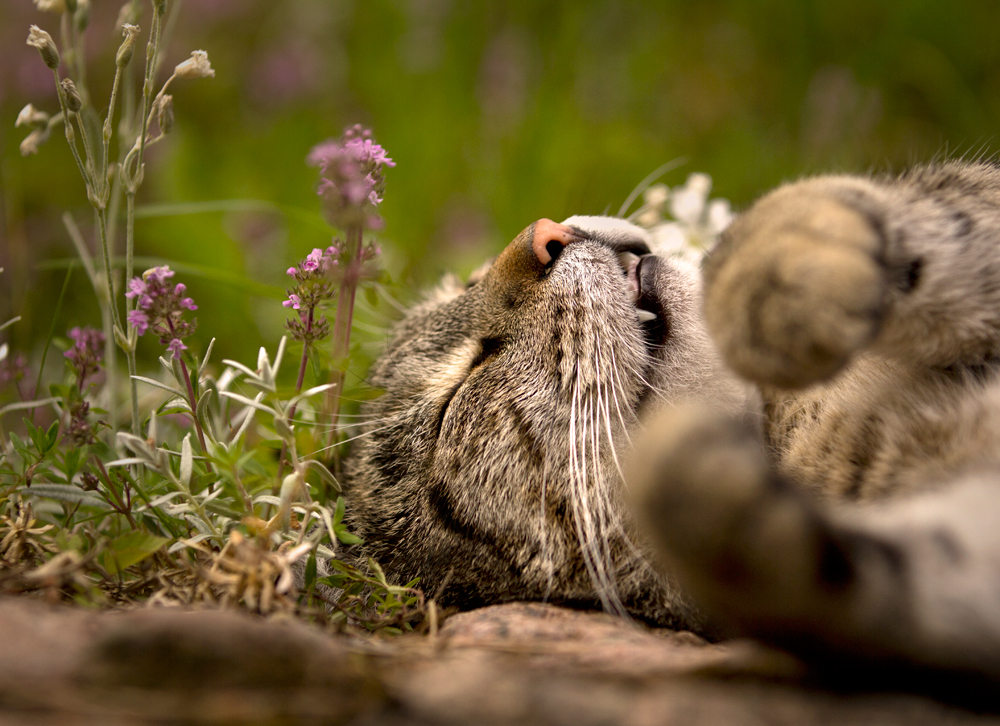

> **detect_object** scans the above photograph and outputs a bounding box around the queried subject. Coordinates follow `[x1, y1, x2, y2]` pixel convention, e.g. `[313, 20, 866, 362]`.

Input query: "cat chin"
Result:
[558, 215, 753, 423]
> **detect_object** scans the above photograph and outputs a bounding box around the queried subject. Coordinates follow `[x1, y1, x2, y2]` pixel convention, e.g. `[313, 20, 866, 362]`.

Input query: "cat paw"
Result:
[704, 189, 887, 388]
[628, 406, 838, 631]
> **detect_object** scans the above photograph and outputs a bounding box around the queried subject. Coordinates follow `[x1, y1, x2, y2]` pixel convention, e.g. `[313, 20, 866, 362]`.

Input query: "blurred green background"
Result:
[2, 0, 1000, 385]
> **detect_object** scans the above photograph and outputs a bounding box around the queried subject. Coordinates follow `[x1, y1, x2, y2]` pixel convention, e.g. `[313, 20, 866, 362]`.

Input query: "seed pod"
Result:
[74, 0, 90, 32]
[156, 94, 174, 135]
[26, 26, 60, 70]
[116, 23, 140, 67]
[61, 78, 82, 112]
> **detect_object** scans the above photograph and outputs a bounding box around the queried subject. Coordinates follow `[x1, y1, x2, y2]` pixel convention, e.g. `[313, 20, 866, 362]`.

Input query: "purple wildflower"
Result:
[126, 277, 147, 299]
[127, 309, 150, 335]
[145, 266, 175, 284]
[126, 265, 198, 356]
[301, 248, 325, 272]
[64, 326, 105, 385]
[281, 244, 342, 344]
[166, 338, 188, 359]
[307, 125, 395, 230]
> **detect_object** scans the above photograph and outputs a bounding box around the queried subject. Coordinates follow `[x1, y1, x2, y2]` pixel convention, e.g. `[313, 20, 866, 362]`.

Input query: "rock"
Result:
[0, 597, 995, 725]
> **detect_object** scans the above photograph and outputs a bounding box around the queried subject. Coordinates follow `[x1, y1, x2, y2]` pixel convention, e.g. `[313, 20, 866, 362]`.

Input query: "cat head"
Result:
[346, 215, 744, 625]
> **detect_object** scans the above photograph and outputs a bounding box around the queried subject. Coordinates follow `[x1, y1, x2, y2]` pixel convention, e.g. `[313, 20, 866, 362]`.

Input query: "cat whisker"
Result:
[307, 422, 397, 456]
[373, 282, 412, 315]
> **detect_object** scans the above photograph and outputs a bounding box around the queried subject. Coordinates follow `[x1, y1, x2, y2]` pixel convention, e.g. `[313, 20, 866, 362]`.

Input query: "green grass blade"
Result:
[30, 264, 73, 423]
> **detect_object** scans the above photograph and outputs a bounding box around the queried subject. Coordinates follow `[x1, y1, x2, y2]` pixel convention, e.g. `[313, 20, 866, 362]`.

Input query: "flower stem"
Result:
[178, 356, 210, 471]
[95, 458, 138, 530]
[292, 308, 313, 410]
[52, 70, 93, 197]
[324, 226, 362, 456]
[278, 308, 313, 478]
[121, 6, 166, 195]
[124, 193, 140, 436]
[231, 463, 253, 513]
[102, 63, 124, 192]
[93, 209, 129, 435]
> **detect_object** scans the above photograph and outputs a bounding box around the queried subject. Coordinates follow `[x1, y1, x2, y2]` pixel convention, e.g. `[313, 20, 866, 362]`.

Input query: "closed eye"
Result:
[434, 337, 506, 439]
[468, 336, 505, 371]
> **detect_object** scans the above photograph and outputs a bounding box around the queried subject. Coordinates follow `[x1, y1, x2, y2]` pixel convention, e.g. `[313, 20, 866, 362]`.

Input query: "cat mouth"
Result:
[619, 251, 670, 355]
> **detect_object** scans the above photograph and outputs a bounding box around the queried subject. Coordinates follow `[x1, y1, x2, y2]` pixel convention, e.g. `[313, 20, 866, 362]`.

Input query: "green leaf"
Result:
[180, 434, 193, 489]
[23, 418, 45, 454]
[0, 398, 59, 418]
[49, 383, 71, 399]
[195, 388, 212, 427]
[9, 432, 28, 457]
[304, 459, 340, 492]
[368, 558, 388, 586]
[334, 525, 363, 545]
[102, 531, 171, 575]
[24, 483, 109, 509]
[327, 559, 360, 576]
[199, 338, 216, 377]
[132, 375, 187, 399]
[201, 499, 245, 520]
[333, 496, 346, 526]
[304, 550, 317, 591]
[45, 421, 59, 452]
[364, 286, 378, 308]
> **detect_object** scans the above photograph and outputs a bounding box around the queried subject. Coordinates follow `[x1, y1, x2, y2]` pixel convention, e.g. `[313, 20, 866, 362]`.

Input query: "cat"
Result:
[345, 160, 1000, 686]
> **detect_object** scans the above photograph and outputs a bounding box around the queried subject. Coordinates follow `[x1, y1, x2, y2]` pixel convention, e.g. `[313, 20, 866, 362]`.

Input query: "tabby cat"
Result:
[346, 160, 1000, 683]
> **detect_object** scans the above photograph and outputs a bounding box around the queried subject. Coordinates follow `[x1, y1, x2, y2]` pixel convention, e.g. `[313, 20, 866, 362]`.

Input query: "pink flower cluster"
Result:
[125, 266, 198, 359]
[284, 245, 339, 307]
[307, 125, 395, 230]
[282, 245, 339, 344]
[64, 326, 105, 384]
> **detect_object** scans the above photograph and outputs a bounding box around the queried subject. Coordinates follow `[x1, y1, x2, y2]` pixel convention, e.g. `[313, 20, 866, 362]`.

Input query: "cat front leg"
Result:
[629, 405, 1000, 688]
[705, 162, 1000, 388]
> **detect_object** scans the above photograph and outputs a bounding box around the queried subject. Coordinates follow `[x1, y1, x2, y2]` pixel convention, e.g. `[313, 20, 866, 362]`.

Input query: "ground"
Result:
[0, 597, 995, 725]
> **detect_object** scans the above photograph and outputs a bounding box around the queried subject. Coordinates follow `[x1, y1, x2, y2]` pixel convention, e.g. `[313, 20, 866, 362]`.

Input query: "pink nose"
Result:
[532, 219, 584, 265]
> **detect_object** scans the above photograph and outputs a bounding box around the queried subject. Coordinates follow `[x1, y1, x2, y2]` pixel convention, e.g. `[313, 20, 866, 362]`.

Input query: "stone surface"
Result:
[0, 597, 996, 725]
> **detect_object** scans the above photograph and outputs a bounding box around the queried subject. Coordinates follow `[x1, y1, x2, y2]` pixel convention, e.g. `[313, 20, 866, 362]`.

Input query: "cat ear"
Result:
[466, 256, 496, 288]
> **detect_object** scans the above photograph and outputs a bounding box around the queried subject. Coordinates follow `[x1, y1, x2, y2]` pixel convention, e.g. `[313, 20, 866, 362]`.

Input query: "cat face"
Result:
[347, 216, 741, 625]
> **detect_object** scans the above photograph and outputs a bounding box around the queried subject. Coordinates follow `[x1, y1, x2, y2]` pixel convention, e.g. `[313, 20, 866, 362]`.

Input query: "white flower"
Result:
[15, 104, 49, 129]
[706, 198, 733, 236]
[20, 127, 51, 156]
[669, 172, 712, 225]
[636, 183, 669, 226]
[650, 222, 688, 255]
[643, 183, 669, 209]
[639, 172, 734, 262]
[33, 0, 65, 12]
[174, 50, 215, 80]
